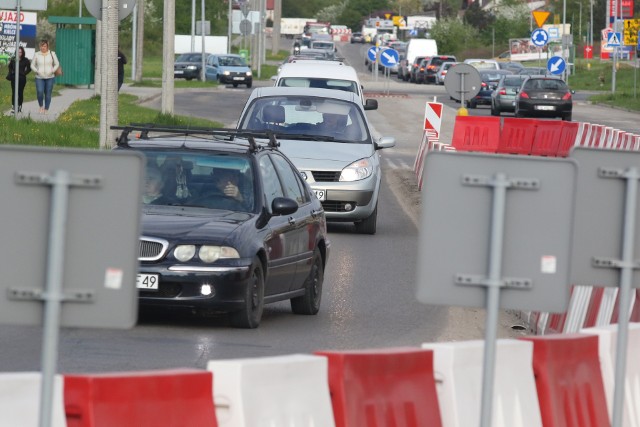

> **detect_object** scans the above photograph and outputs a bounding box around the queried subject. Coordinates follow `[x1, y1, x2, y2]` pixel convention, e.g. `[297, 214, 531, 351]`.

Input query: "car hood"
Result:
[141, 207, 253, 243]
[278, 139, 374, 170]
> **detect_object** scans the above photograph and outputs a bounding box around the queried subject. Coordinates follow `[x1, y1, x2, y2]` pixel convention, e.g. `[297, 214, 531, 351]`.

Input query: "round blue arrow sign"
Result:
[531, 29, 549, 47]
[379, 48, 399, 67]
[367, 47, 377, 62]
[547, 57, 566, 75]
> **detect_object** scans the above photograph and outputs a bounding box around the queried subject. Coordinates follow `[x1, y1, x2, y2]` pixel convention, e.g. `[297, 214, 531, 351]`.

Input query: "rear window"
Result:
[278, 77, 359, 95]
[524, 79, 568, 91]
[431, 56, 455, 66]
[503, 77, 526, 87]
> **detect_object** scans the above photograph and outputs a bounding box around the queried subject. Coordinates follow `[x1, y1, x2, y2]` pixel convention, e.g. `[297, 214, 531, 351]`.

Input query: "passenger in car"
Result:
[143, 168, 170, 205]
[212, 168, 247, 204]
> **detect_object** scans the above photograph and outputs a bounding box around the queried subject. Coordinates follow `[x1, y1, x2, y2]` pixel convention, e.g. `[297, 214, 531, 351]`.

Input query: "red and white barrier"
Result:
[581, 323, 640, 427]
[0, 373, 66, 427]
[206, 354, 335, 427]
[421, 339, 542, 427]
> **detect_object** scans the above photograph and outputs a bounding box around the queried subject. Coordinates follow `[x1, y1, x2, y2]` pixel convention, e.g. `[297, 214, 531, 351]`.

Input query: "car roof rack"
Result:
[111, 124, 280, 152]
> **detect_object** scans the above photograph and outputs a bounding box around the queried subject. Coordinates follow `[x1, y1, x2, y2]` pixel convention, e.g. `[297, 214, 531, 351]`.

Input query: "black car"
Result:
[423, 55, 457, 84]
[350, 32, 364, 43]
[515, 76, 574, 121]
[174, 52, 211, 80]
[114, 126, 330, 328]
[465, 70, 513, 108]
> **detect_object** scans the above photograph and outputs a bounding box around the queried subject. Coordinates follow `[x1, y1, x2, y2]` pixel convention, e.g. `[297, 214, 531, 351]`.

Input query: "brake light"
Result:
[562, 92, 572, 100]
[499, 89, 506, 95]
[419, 67, 425, 71]
[519, 92, 530, 98]
[428, 65, 436, 70]
[481, 82, 487, 88]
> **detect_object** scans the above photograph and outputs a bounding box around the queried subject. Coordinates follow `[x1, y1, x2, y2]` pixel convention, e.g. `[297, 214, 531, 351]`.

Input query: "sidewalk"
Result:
[3, 84, 162, 122]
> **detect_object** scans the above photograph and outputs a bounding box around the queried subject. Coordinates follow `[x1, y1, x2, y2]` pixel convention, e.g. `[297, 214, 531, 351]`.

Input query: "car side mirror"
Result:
[270, 75, 277, 81]
[364, 99, 378, 110]
[376, 136, 396, 149]
[570, 89, 575, 94]
[271, 197, 298, 216]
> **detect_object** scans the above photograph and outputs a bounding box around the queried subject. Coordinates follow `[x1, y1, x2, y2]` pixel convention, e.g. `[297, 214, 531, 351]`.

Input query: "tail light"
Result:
[427, 65, 436, 71]
[519, 91, 530, 99]
[481, 82, 487, 88]
[562, 92, 572, 100]
[499, 89, 506, 95]
[419, 67, 425, 72]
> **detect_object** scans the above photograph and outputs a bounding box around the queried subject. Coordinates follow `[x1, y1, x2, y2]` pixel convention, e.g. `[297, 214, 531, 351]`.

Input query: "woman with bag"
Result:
[7, 46, 31, 113]
[30, 39, 60, 114]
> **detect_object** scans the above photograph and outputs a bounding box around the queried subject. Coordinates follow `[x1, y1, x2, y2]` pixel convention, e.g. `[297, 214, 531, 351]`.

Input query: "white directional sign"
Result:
[379, 48, 399, 67]
[531, 28, 549, 47]
[547, 57, 566, 75]
[607, 32, 622, 47]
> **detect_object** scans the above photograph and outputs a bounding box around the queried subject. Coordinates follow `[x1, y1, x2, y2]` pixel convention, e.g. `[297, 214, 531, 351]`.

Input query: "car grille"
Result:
[140, 283, 181, 298]
[227, 72, 246, 78]
[312, 171, 341, 182]
[322, 201, 357, 212]
[139, 237, 169, 261]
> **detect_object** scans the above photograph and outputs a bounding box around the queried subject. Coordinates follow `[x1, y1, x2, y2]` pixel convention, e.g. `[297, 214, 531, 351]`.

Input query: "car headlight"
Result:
[186, 65, 198, 70]
[340, 158, 373, 182]
[199, 246, 240, 263]
[174, 245, 196, 262]
[223, 70, 231, 75]
[246, 71, 252, 76]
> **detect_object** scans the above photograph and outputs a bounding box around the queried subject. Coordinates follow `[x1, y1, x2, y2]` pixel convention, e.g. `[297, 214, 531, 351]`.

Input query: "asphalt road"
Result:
[4, 40, 636, 373]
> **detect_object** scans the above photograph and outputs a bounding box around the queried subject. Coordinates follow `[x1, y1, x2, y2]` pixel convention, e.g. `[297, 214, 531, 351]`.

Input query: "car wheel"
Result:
[230, 258, 264, 329]
[515, 109, 525, 118]
[233, 83, 239, 88]
[246, 81, 252, 88]
[466, 100, 476, 109]
[491, 104, 500, 116]
[290, 248, 324, 315]
[562, 113, 572, 121]
[354, 204, 377, 235]
[186, 77, 193, 81]
[403, 73, 408, 82]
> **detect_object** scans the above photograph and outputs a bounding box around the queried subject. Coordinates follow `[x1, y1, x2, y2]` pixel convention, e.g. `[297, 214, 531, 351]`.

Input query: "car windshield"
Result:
[240, 96, 369, 143]
[218, 56, 247, 66]
[176, 53, 203, 62]
[278, 77, 358, 95]
[311, 42, 333, 50]
[142, 150, 255, 212]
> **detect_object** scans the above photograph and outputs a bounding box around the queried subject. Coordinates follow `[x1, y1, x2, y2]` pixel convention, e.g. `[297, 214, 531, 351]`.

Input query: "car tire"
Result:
[466, 100, 476, 109]
[233, 83, 239, 88]
[290, 248, 324, 315]
[515, 110, 525, 118]
[230, 258, 264, 329]
[354, 204, 377, 235]
[491, 104, 500, 116]
[247, 81, 252, 88]
[562, 113, 572, 121]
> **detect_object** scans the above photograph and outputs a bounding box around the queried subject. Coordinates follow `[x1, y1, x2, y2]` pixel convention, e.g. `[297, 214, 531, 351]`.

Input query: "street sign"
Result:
[607, 32, 622, 47]
[85, 0, 136, 21]
[531, 28, 549, 47]
[379, 48, 399, 67]
[584, 45, 594, 59]
[0, 0, 47, 9]
[532, 10, 550, 28]
[239, 19, 252, 36]
[423, 102, 443, 135]
[547, 56, 566, 75]
[367, 46, 377, 62]
[444, 63, 481, 104]
[240, 1, 250, 17]
[624, 18, 640, 45]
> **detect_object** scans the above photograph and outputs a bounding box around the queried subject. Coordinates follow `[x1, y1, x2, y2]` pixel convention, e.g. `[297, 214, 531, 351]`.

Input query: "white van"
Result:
[273, 62, 378, 110]
[405, 38, 438, 68]
[463, 58, 500, 70]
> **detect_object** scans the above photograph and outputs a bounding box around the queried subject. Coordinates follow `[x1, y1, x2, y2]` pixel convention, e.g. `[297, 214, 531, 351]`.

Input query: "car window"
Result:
[219, 56, 247, 67]
[259, 156, 285, 211]
[270, 153, 307, 205]
[278, 77, 358, 95]
[503, 77, 526, 87]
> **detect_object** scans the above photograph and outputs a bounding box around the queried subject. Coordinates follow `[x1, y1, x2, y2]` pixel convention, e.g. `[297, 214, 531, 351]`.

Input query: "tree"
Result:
[429, 17, 480, 56]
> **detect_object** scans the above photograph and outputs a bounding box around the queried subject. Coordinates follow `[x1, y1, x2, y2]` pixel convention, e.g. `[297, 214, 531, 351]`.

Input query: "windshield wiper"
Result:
[273, 133, 335, 142]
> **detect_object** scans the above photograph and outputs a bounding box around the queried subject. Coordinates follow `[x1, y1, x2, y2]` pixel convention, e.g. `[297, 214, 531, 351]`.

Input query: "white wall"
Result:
[174, 35, 228, 54]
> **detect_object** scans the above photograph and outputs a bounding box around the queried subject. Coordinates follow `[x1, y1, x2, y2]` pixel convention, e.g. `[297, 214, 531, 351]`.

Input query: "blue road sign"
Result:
[607, 32, 622, 47]
[547, 57, 566, 75]
[531, 28, 549, 47]
[379, 48, 399, 67]
[367, 47, 377, 62]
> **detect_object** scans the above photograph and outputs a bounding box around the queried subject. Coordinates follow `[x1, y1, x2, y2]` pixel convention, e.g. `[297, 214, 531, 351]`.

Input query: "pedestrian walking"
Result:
[7, 46, 31, 113]
[118, 48, 127, 91]
[30, 39, 60, 114]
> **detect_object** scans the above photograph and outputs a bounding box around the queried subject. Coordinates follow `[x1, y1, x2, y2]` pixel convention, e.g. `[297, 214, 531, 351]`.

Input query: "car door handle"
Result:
[288, 217, 296, 225]
[310, 209, 320, 218]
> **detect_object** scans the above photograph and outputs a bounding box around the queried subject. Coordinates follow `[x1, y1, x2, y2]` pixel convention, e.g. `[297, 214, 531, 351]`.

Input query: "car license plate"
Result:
[314, 190, 326, 201]
[512, 101, 516, 106]
[137, 274, 159, 290]
[535, 105, 555, 111]
[233, 77, 244, 81]
[174, 70, 183, 74]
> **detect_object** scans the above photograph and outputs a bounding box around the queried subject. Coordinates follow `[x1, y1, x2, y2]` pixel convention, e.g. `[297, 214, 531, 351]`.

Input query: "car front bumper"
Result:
[219, 75, 252, 84]
[138, 263, 252, 311]
[174, 69, 200, 79]
[303, 172, 379, 221]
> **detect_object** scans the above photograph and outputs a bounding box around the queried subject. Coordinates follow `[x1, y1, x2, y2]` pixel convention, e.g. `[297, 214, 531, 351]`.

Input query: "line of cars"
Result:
[174, 52, 253, 88]
[128, 45, 395, 329]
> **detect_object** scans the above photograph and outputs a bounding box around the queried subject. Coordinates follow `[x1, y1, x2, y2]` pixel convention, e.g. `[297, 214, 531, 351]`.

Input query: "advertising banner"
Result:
[508, 38, 549, 61]
[0, 10, 37, 62]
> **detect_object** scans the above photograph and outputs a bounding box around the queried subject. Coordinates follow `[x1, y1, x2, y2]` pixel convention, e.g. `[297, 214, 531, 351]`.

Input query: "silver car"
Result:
[237, 87, 396, 234]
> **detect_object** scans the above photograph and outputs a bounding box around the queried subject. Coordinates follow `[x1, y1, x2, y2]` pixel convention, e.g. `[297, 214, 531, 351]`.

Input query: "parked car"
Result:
[515, 76, 574, 121]
[174, 52, 211, 80]
[237, 87, 396, 234]
[204, 54, 253, 88]
[435, 61, 458, 85]
[424, 55, 457, 83]
[350, 32, 365, 43]
[113, 126, 330, 329]
[490, 74, 528, 115]
[465, 69, 513, 108]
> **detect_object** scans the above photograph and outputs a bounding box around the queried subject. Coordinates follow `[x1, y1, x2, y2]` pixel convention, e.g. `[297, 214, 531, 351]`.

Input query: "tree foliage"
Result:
[429, 17, 480, 56]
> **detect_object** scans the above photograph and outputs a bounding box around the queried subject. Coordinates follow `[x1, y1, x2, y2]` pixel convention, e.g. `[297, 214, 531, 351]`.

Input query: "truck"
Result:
[280, 18, 315, 39]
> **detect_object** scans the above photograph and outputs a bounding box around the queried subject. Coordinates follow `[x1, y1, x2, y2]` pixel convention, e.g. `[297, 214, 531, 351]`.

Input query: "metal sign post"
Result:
[417, 152, 577, 427]
[569, 148, 640, 427]
[0, 146, 143, 427]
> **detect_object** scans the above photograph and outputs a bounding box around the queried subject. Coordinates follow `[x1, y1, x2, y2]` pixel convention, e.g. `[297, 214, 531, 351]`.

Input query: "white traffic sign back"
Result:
[423, 102, 443, 135]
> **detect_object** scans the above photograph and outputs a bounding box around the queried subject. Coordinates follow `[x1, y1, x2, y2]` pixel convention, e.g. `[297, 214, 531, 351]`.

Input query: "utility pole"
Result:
[272, 0, 281, 55]
[98, 0, 119, 149]
[201, 0, 206, 81]
[191, 0, 196, 52]
[134, 0, 145, 81]
[162, 0, 175, 115]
